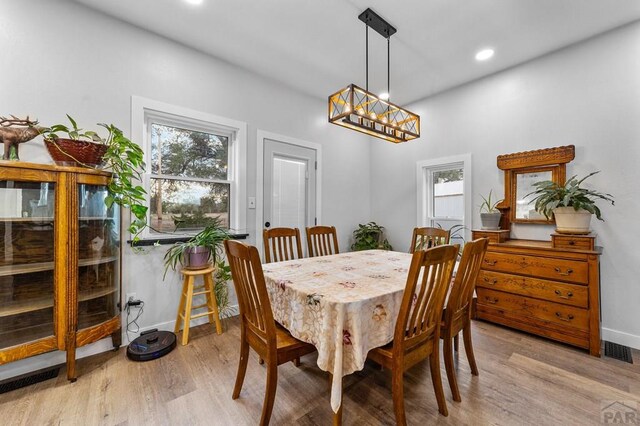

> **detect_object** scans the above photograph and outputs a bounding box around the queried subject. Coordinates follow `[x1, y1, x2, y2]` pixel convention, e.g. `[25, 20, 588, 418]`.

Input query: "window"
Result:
[132, 97, 247, 238]
[417, 154, 472, 245]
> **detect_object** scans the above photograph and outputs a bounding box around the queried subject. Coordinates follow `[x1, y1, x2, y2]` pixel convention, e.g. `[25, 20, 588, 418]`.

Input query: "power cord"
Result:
[125, 299, 145, 342]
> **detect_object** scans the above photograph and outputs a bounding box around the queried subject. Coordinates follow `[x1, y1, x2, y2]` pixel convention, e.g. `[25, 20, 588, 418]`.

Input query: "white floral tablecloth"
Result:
[262, 249, 413, 412]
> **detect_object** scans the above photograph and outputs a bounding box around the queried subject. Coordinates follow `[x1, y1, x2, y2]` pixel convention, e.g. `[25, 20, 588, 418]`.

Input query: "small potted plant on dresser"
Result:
[527, 171, 614, 234]
[479, 190, 503, 230]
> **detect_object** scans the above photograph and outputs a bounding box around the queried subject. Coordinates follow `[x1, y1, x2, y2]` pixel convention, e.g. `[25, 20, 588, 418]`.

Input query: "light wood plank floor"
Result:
[1, 317, 639, 425]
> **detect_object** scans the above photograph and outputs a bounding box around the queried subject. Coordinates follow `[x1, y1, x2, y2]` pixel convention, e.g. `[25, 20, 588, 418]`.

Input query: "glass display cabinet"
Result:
[0, 162, 121, 381]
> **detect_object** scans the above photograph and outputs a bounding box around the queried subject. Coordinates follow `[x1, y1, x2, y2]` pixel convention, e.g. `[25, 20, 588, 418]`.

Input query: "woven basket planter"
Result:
[44, 138, 107, 167]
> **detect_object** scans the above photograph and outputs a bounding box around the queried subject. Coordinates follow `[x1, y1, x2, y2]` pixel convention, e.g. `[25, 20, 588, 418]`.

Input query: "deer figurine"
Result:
[0, 115, 46, 160]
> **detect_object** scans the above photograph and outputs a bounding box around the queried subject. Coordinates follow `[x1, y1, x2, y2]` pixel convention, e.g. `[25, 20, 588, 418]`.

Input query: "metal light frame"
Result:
[328, 8, 420, 143]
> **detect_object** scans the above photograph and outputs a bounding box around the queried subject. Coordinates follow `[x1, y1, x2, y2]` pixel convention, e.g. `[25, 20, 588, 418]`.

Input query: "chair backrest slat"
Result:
[225, 240, 276, 346]
[306, 226, 339, 257]
[446, 238, 489, 319]
[395, 244, 458, 350]
[263, 227, 303, 263]
[410, 227, 451, 253]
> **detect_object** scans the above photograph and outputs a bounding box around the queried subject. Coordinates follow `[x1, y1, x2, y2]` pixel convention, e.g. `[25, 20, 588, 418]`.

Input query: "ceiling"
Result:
[73, 0, 640, 105]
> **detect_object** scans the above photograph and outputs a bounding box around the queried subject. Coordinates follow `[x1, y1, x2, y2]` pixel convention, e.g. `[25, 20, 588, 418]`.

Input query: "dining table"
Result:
[261, 249, 415, 422]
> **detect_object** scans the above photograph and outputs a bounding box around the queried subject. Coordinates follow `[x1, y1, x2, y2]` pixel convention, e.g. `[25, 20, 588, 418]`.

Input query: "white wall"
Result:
[370, 21, 640, 348]
[0, 0, 371, 379]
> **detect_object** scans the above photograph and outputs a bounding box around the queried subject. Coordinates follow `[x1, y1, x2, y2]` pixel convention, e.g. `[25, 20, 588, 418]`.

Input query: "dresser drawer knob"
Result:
[484, 259, 497, 266]
[555, 312, 574, 322]
[554, 267, 573, 276]
[554, 290, 573, 299]
[483, 277, 498, 285]
[484, 296, 499, 304]
[568, 241, 575, 246]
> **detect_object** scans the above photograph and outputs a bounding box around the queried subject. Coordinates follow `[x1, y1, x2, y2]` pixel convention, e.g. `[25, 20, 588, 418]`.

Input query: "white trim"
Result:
[416, 153, 472, 241]
[256, 130, 322, 261]
[602, 327, 640, 350]
[131, 96, 247, 238]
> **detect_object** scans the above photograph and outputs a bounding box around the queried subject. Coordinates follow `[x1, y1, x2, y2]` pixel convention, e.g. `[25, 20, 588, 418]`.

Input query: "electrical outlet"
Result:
[126, 292, 137, 303]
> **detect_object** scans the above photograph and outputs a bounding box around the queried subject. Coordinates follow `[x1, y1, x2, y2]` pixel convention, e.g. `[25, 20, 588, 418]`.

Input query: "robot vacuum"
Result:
[127, 329, 177, 362]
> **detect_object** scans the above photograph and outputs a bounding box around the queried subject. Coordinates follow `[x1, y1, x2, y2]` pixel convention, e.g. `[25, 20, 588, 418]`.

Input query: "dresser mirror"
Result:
[513, 167, 554, 222]
[497, 145, 575, 227]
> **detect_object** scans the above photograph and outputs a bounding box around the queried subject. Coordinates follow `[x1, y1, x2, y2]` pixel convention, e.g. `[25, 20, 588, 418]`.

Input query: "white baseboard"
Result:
[602, 327, 640, 350]
[0, 305, 239, 382]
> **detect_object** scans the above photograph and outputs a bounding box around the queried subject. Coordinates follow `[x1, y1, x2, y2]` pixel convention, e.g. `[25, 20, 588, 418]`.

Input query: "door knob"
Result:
[265, 222, 270, 228]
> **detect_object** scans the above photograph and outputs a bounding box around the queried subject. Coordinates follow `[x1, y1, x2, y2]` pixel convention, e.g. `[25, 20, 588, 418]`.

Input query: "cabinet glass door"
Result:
[0, 180, 56, 350]
[77, 184, 120, 330]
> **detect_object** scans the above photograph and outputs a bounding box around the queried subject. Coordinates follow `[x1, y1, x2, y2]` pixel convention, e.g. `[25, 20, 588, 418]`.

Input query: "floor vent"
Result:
[0, 366, 60, 394]
[604, 341, 634, 364]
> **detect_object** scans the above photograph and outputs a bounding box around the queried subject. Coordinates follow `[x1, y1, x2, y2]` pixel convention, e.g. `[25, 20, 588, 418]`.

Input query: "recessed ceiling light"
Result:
[475, 48, 494, 61]
[184, 0, 203, 5]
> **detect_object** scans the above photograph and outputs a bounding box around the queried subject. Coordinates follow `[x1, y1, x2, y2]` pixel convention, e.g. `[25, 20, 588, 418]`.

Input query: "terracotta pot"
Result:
[182, 246, 211, 270]
[480, 212, 502, 230]
[44, 138, 107, 167]
[553, 207, 592, 234]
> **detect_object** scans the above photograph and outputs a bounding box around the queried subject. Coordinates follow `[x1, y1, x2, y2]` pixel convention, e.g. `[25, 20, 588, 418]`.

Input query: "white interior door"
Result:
[263, 139, 316, 233]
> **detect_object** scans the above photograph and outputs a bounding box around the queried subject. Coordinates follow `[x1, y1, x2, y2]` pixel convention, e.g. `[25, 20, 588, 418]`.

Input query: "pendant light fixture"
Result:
[328, 8, 420, 143]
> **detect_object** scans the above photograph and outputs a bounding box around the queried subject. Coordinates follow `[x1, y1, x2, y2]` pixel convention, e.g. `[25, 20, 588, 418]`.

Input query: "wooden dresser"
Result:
[472, 236, 601, 356]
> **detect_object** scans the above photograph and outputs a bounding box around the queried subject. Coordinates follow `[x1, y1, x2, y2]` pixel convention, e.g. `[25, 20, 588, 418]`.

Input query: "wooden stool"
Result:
[174, 265, 222, 345]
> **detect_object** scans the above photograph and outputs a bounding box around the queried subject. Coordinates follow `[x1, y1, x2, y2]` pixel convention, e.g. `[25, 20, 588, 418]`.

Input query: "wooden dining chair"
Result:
[224, 240, 316, 426]
[305, 225, 339, 257]
[263, 227, 303, 263]
[367, 244, 459, 424]
[440, 238, 489, 402]
[409, 227, 451, 253]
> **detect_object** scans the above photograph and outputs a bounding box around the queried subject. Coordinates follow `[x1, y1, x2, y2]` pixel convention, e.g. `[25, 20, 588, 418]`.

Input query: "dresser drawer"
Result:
[481, 251, 588, 284]
[476, 270, 588, 308]
[552, 234, 595, 251]
[476, 288, 589, 330]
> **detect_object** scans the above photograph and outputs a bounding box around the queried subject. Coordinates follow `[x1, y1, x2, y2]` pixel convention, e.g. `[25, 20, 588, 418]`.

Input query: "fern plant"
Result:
[527, 171, 614, 220]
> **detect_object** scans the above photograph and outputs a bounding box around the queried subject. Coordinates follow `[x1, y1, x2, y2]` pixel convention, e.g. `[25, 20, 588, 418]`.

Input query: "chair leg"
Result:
[181, 276, 195, 346]
[174, 274, 189, 334]
[233, 339, 250, 399]
[429, 350, 448, 416]
[454, 334, 459, 352]
[463, 322, 479, 376]
[391, 366, 407, 426]
[443, 335, 461, 402]
[260, 361, 278, 426]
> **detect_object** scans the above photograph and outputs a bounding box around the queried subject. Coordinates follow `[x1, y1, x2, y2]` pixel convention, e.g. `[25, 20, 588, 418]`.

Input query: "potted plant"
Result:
[213, 259, 233, 319]
[479, 190, 503, 230]
[527, 171, 614, 234]
[351, 222, 393, 251]
[163, 218, 230, 278]
[41, 115, 148, 240]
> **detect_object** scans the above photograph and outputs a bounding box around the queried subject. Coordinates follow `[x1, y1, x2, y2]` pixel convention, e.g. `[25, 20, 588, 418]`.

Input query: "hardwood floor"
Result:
[1, 317, 638, 425]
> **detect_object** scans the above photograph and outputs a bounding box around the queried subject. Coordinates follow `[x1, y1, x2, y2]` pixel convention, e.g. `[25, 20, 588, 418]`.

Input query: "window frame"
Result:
[132, 96, 247, 240]
[416, 154, 472, 241]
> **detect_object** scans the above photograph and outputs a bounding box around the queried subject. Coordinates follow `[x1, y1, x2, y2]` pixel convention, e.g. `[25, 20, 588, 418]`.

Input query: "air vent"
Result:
[0, 366, 60, 394]
[604, 341, 633, 364]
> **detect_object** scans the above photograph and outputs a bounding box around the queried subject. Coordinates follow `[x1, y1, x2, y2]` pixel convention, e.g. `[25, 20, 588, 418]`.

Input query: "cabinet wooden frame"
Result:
[496, 145, 575, 228]
[0, 161, 122, 381]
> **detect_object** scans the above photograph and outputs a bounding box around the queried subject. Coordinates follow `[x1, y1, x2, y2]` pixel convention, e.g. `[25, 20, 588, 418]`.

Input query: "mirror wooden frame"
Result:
[496, 145, 575, 229]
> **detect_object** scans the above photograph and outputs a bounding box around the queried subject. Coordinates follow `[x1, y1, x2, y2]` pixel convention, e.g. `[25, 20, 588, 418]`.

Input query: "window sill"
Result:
[127, 233, 249, 246]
